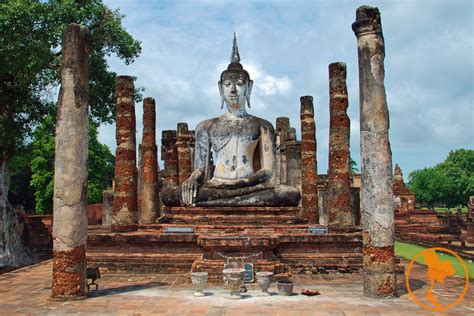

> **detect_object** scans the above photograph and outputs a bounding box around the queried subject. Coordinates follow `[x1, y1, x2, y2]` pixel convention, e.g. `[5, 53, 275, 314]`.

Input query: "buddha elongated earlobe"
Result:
[218, 81, 224, 109]
[247, 80, 253, 108]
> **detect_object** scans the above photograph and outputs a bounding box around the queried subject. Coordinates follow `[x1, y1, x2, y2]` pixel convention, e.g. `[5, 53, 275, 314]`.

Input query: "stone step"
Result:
[280, 252, 362, 266]
[157, 214, 308, 225]
[86, 225, 364, 277]
[86, 252, 200, 259]
[139, 223, 317, 234]
[88, 231, 198, 244]
[162, 206, 302, 216]
[85, 261, 192, 274]
[86, 252, 201, 274]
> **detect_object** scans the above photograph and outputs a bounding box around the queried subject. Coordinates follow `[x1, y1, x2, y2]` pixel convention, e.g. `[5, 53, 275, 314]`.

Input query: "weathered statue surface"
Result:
[162, 35, 300, 207]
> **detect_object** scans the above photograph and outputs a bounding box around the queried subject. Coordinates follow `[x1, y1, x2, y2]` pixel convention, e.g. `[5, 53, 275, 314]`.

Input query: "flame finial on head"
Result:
[230, 32, 240, 63]
[219, 33, 252, 109]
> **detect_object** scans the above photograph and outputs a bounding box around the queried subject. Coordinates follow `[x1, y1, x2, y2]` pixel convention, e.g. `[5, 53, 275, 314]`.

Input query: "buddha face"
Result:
[219, 72, 253, 110]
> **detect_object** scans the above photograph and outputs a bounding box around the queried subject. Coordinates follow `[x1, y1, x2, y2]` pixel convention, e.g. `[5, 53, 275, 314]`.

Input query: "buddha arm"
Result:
[204, 169, 271, 190]
[181, 122, 209, 205]
[259, 122, 276, 184]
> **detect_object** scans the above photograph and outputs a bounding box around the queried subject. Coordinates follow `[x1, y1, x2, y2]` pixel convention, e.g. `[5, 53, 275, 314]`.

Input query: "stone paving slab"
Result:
[0, 259, 472, 315]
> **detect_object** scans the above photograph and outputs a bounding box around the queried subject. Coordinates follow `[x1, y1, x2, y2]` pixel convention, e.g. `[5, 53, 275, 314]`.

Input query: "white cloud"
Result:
[101, 0, 473, 175]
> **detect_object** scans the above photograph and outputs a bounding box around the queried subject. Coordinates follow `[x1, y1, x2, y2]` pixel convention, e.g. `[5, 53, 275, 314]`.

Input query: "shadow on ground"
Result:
[397, 277, 426, 296]
[89, 281, 167, 297]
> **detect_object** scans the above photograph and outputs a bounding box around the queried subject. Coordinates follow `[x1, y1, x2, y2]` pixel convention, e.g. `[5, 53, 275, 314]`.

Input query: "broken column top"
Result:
[116, 76, 134, 96]
[143, 97, 156, 122]
[62, 24, 90, 67]
[352, 5, 382, 36]
[117, 75, 134, 84]
[300, 96, 314, 113]
[289, 127, 297, 141]
[144, 97, 155, 106]
[177, 122, 188, 136]
[329, 62, 348, 97]
[276, 117, 290, 132]
[162, 130, 177, 138]
[329, 62, 346, 74]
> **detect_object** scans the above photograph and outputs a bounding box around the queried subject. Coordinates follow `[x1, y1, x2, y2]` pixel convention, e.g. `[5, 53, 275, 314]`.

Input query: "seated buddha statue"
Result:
[161, 34, 300, 207]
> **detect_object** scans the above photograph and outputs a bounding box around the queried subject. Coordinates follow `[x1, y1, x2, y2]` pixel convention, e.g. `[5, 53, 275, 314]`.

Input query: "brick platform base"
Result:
[87, 207, 364, 281]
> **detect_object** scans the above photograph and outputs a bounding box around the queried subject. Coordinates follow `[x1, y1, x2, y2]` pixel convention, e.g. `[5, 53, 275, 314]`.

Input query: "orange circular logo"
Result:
[405, 247, 469, 311]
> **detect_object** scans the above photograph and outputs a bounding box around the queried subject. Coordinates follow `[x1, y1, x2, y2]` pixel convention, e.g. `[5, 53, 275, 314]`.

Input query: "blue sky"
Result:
[100, 0, 473, 178]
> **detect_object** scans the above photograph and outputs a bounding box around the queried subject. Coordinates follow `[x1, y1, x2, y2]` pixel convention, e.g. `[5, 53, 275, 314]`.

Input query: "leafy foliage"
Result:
[350, 156, 359, 175]
[30, 116, 56, 214]
[87, 121, 115, 204]
[30, 115, 114, 214]
[8, 144, 35, 211]
[0, 0, 142, 162]
[408, 149, 474, 208]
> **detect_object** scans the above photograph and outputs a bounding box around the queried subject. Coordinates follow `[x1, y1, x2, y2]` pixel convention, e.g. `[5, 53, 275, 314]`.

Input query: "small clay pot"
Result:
[277, 280, 294, 296]
[256, 272, 273, 295]
[191, 272, 208, 297]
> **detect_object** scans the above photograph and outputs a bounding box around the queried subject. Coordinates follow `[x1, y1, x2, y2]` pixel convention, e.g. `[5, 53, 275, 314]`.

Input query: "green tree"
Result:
[350, 156, 359, 175]
[8, 144, 35, 212]
[408, 168, 450, 208]
[0, 0, 141, 266]
[408, 149, 474, 208]
[30, 115, 114, 214]
[30, 116, 55, 214]
[86, 121, 115, 205]
[436, 149, 474, 207]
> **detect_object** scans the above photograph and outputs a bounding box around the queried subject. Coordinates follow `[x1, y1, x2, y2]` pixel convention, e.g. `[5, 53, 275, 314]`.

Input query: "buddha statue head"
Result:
[219, 33, 253, 111]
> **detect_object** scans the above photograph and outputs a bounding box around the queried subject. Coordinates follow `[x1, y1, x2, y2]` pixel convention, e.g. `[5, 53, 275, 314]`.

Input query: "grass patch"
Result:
[395, 241, 474, 280]
[433, 207, 467, 213]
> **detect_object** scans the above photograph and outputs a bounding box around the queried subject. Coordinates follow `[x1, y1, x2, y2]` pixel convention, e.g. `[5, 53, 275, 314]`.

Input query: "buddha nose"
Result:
[231, 83, 237, 93]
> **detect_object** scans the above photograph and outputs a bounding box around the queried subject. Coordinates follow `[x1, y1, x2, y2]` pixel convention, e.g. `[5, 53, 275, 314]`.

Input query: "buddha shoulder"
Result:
[251, 116, 275, 134]
[195, 118, 218, 133]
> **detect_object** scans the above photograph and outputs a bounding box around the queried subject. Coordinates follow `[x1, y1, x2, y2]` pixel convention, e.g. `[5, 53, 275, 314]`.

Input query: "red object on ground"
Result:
[301, 289, 320, 296]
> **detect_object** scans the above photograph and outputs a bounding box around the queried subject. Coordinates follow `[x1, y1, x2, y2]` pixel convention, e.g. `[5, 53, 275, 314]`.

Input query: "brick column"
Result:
[161, 130, 178, 187]
[353, 6, 396, 298]
[300, 96, 318, 223]
[328, 62, 352, 227]
[276, 117, 290, 141]
[139, 97, 159, 224]
[112, 76, 138, 232]
[52, 24, 89, 300]
[176, 123, 192, 185]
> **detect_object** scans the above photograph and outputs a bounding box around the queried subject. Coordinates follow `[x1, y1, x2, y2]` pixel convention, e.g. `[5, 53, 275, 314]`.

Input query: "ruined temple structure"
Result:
[394, 166, 474, 261]
[463, 197, 474, 244]
[393, 164, 415, 214]
[87, 33, 363, 283]
[48, 6, 474, 302]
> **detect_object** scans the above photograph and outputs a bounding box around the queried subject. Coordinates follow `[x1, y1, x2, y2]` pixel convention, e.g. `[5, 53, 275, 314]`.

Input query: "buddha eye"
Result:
[236, 80, 244, 85]
[223, 80, 231, 86]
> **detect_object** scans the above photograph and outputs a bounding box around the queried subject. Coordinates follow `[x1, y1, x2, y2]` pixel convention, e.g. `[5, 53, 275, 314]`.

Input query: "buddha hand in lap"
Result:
[161, 34, 300, 207]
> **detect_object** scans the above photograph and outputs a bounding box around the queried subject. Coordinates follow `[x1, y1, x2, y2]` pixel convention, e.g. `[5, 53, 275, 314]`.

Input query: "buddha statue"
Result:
[162, 34, 300, 207]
